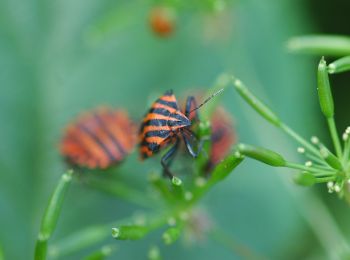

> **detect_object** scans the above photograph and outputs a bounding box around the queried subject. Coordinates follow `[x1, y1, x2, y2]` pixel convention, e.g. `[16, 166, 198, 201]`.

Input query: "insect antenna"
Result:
[189, 88, 224, 115]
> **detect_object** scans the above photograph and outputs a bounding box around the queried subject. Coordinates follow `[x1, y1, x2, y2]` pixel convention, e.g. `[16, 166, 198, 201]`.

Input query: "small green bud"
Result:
[319, 146, 342, 170]
[328, 55, 350, 74]
[112, 225, 148, 240]
[172, 176, 182, 186]
[237, 144, 286, 167]
[317, 57, 334, 118]
[233, 77, 281, 126]
[162, 226, 182, 245]
[294, 172, 316, 186]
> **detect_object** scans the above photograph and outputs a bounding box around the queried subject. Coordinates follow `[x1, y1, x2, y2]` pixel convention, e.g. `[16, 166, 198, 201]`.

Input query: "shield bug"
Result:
[60, 107, 136, 169]
[139, 89, 223, 179]
[149, 6, 176, 37]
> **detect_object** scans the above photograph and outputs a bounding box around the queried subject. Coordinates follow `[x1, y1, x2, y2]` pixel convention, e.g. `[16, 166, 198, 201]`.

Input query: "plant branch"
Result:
[35, 170, 73, 260]
[327, 117, 342, 158]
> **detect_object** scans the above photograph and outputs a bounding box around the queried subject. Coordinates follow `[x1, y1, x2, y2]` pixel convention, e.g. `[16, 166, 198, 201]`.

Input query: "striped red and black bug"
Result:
[139, 89, 223, 179]
[60, 107, 136, 169]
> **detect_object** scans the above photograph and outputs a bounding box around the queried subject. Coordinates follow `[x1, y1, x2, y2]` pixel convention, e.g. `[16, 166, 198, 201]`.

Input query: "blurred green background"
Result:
[1, 0, 350, 259]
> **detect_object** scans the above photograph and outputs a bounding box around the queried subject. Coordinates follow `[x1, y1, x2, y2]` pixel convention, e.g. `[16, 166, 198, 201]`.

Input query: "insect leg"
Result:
[182, 130, 205, 158]
[184, 96, 199, 122]
[161, 137, 180, 179]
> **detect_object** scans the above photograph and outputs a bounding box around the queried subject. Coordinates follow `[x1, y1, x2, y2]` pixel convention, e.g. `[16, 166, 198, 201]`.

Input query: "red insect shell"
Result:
[209, 107, 236, 166]
[60, 107, 136, 169]
[149, 6, 176, 37]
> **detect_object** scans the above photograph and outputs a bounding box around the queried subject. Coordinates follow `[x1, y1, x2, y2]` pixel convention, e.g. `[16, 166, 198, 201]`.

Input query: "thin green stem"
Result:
[285, 162, 335, 175]
[304, 152, 329, 166]
[49, 218, 130, 259]
[327, 117, 342, 158]
[210, 227, 266, 260]
[313, 164, 337, 172]
[280, 123, 322, 159]
[315, 176, 336, 183]
[342, 138, 350, 166]
[287, 35, 350, 56]
[35, 170, 73, 260]
[313, 172, 336, 177]
[83, 245, 116, 260]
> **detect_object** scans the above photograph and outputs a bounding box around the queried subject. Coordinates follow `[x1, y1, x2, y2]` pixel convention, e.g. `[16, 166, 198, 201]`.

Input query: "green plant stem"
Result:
[49, 220, 128, 259]
[285, 162, 335, 175]
[234, 52, 349, 258]
[313, 164, 337, 172]
[84, 245, 116, 260]
[209, 227, 266, 260]
[313, 172, 336, 177]
[315, 176, 336, 183]
[192, 154, 244, 201]
[343, 138, 350, 166]
[327, 117, 342, 158]
[287, 35, 350, 56]
[304, 152, 329, 166]
[35, 170, 73, 260]
[280, 123, 321, 159]
[328, 55, 350, 74]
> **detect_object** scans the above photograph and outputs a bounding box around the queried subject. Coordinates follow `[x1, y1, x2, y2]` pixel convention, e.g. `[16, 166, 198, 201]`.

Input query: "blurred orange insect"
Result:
[60, 108, 136, 169]
[207, 107, 236, 171]
[149, 6, 176, 37]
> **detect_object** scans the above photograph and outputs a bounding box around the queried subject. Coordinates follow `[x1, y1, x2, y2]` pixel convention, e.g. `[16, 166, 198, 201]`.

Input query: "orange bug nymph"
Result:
[139, 89, 223, 179]
[60, 108, 136, 170]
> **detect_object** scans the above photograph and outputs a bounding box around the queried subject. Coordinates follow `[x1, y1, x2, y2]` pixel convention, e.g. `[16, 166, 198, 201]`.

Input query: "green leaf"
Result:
[210, 154, 244, 183]
[287, 35, 350, 56]
[193, 153, 244, 200]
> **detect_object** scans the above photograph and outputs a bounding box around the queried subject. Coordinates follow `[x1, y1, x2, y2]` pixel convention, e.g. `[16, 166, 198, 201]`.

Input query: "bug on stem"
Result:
[60, 108, 136, 169]
[139, 89, 223, 180]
